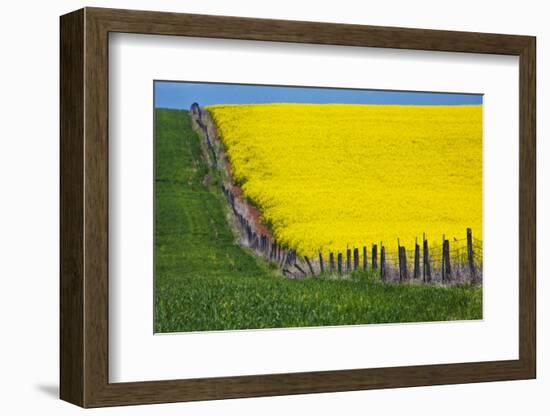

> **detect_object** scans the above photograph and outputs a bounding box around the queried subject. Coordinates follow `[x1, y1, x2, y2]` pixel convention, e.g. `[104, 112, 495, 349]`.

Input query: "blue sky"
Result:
[154, 81, 483, 109]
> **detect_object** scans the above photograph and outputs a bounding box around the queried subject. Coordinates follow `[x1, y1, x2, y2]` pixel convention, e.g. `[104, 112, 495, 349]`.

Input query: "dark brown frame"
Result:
[60, 7, 536, 408]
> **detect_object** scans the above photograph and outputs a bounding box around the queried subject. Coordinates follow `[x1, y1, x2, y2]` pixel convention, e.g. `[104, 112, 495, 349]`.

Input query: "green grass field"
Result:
[154, 108, 482, 333]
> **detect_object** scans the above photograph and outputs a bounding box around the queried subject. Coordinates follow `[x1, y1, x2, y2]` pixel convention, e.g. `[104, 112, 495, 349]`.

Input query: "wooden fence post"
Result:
[372, 244, 378, 270]
[402, 247, 408, 281]
[329, 252, 335, 273]
[442, 237, 451, 282]
[380, 243, 386, 281]
[252, 233, 258, 249]
[271, 242, 276, 260]
[398, 245, 408, 282]
[319, 252, 324, 273]
[441, 235, 445, 282]
[337, 253, 343, 274]
[304, 256, 315, 276]
[363, 246, 367, 271]
[346, 248, 351, 273]
[444, 239, 451, 282]
[398, 239, 402, 282]
[467, 228, 476, 282]
[353, 248, 359, 270]
[414, 238, 420, 279]
[423, 234, 431, 283]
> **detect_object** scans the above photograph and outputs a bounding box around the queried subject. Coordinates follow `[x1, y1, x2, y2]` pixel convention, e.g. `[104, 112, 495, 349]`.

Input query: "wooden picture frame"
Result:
[60, 7, 536, 408]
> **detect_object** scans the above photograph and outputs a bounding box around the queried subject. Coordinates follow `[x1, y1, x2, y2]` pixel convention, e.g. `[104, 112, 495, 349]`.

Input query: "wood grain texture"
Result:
[59, 8, 84, 407]
[89, 7, 532, 54]
[84, 9, 110, 406]
[518, 38, 536, 376]
[59, 7, 537, 408]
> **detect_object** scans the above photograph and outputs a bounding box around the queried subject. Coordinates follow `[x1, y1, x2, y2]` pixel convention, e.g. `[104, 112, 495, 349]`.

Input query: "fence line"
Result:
[221, 181, 482, 284]
[191, 104, 482, 285]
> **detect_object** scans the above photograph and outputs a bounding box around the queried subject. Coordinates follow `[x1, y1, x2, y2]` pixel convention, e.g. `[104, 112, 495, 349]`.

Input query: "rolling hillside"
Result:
[154, 108, 482, 333]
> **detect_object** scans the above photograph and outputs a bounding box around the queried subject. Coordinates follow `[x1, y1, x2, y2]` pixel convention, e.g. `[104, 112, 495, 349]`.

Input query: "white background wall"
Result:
[0, 0, 545, 414]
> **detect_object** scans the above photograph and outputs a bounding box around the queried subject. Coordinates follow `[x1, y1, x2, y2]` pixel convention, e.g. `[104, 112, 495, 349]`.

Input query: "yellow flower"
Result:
[208, 103, 482, 258]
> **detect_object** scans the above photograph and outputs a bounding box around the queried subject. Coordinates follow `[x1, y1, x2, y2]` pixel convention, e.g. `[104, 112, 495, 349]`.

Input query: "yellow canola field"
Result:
[208, 103, 482, 258]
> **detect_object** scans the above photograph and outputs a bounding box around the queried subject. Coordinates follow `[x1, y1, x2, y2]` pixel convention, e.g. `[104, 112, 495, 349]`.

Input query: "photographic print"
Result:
[154, 81, 483, 333]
